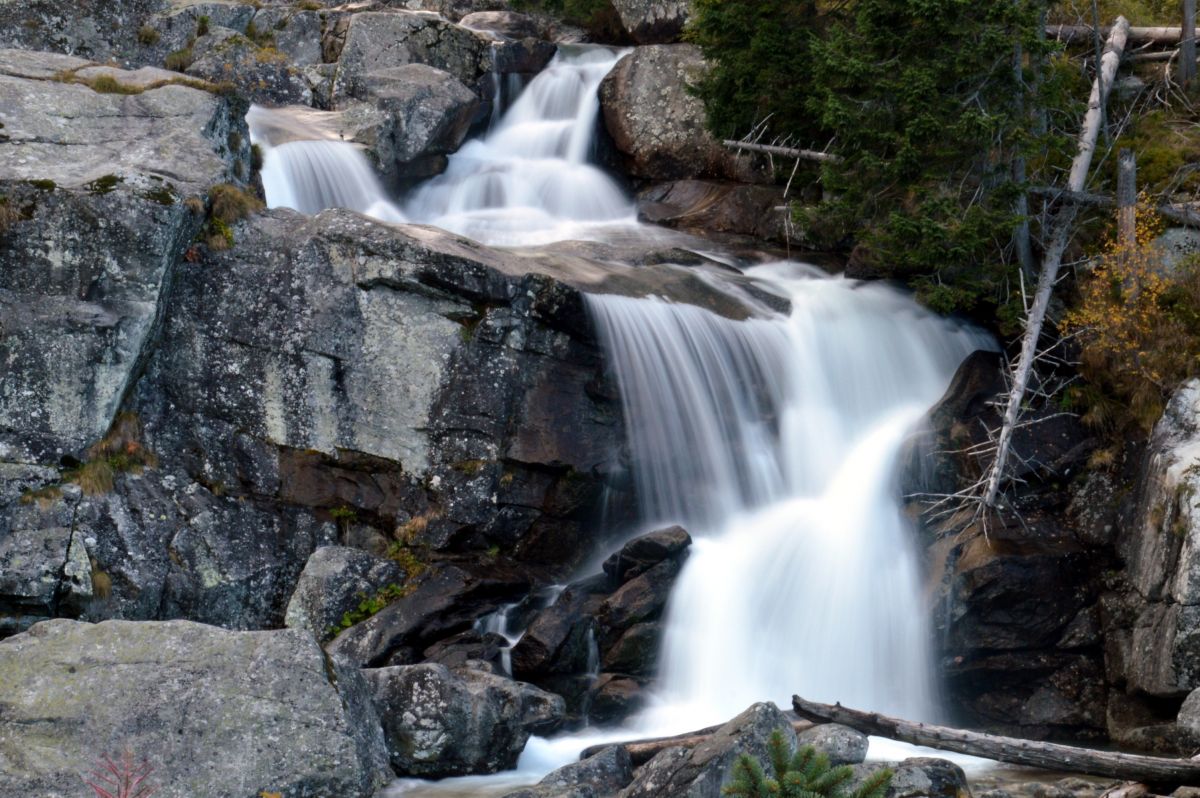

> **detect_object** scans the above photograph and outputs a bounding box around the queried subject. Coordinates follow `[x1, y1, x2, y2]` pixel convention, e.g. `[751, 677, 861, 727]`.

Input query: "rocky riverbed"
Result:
[6, 1, 1200, 797]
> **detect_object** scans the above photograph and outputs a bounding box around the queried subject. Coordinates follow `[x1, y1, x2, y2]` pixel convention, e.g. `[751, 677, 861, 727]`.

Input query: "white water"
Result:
[403, 45, 637, 245]
[589, 262, 991, 732]
[248, 44, 998, 796]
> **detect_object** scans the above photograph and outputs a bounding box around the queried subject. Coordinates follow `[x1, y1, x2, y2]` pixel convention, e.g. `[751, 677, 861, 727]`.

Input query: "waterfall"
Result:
[404, 45, 637, 246]
[587, 262, 992, 730]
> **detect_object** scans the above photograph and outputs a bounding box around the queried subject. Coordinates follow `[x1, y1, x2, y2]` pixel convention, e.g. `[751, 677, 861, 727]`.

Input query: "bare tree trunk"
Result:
[722, 140, 842, 163]
[1183, 0, 1197, 85]
[1014, 22, 1036, 279]
[579, 720, 815, 766]
[983, 16, 1130, 510]
[1049, 24, 1198, 44]
[1118, 148, 1137, 251]
[792, 696, 1200, 786]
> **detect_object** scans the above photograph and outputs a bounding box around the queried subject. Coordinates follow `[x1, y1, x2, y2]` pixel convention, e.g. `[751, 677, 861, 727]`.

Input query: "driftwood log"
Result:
[1049, 24, 1200, 45]
[580, 719, 814, 766]
[722, 140, 843, 164]
[792, 696, 1200, 787]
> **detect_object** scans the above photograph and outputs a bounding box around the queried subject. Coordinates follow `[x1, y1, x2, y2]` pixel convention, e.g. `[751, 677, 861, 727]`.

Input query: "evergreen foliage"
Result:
[723, 732, 893, 798]
[686, 0, 1075, 324]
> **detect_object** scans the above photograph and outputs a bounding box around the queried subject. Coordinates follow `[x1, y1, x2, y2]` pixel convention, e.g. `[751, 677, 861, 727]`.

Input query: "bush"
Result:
[724, 731, 892, 798]
[136, 25, 160, 45]
[164, 47, 193, 72]
[1065, 203, 1200, 433]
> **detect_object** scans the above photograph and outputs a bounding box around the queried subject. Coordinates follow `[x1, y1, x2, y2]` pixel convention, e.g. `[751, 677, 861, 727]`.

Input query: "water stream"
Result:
[249, 45, 995, 796]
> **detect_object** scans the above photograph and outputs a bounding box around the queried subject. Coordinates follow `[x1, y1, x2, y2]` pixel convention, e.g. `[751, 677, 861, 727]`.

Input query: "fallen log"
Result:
[792, 696, 1200, 787]
[580, 719, 814, 766]
[1049, 24, 1200, 45]
[722, 140, 843, 164]
[1027, 185, 1200, 230]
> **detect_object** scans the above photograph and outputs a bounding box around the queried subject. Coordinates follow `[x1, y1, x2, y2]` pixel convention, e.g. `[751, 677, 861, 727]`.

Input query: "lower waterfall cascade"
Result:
[246, 45, 997, 796]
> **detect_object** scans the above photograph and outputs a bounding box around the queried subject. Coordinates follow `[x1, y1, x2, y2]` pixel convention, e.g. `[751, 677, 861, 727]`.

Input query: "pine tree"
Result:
[723, 731, 893, 798]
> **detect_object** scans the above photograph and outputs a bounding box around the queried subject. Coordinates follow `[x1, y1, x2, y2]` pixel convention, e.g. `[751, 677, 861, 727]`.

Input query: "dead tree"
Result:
[1183, 0, 1198, 85]
[982, 16, 1131, 510]
[792, 695, 1200, 786]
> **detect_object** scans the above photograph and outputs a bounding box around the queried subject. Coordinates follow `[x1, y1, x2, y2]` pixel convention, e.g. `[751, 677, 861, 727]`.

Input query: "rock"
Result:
[850, 757, 970, 798]
[185, 28, 310, 105]
[142, 3, 259, 66]
[327, 564, 526, 667]
[0, 50, 245, 467]
[512, 575, 609, 678]
[0, 496, 87, 636]
[603, 524, 691, 585]
[1178, 687, 1200, 738]
[638, 180, 789, 243]
[423, 629, 512, 672]
[364, 662, 565, 777]
[619, 702, 798, 798]
[338, 63, 480, 187]
[503, 745, 635, 798]
[252, 7, 327, 67]
[0, 619, 391, 797]
[588, 674, 647, 724]
[595, 557, 682, 647]
[0, 0, 170, 61]
[330, 11, 490, 101]
[796, 724, 868, 766]
[461, 11, 541, 39]
[601, 621, 662, 675]
[284, 545, 407, 641]
[1153, 227, 1200, 277]
[600, 45, 768, 183]
[611, 0, 690, 44]
[1110, 380, 1200, 697]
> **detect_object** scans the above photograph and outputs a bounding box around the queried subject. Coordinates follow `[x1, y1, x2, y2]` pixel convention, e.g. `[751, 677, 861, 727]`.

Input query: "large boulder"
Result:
[600, 45, 767, 183]
[619, 702, 798, 798]
[0, 619, 391, 797]
[502, 745, 634, 798]
[329, 11, 490, 100]
[850, 758, 970, 798]
[284, 545, 408, 641]
[0, 49, 245, 467]
[638, 180, 789, 243]
[611, 0, 690, 44]
[185, 28, 311, 105]
[364, 662, 565, 777]
[0, 0, 170, 61]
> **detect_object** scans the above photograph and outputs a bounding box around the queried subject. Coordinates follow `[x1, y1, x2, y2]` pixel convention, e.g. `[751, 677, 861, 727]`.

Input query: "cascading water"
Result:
[403, 45, 637, 245]
[588, 263, 991, 730]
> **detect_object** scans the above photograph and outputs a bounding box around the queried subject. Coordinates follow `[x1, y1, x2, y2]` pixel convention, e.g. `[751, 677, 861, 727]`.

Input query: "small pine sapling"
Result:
[85, 751, 157, 798]
[723, 730, 892, 798]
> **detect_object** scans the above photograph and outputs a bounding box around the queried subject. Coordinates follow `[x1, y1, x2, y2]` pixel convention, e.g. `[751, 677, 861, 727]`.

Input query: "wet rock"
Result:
[611, 0, 690, 44]
[588, 674, 648, 724]
[503, 745, 635, 798]
[603, 525, 691, 585]
[601, 621, 662, 675]
[619, 702, 798, 798]
[512, 575, 609, 678]
[185, 28, 310, 105]
[796, 724, 868, 766]
[600, 45, 769, 183]
[364, 662, 565, 777]
[595, 557, 682, 647]
[284, 545, 407, 641]
[328, 564, 526, 667]
[0, 619, 391, 797]
[638, 180, 789, 242]
[423, 629, 512, 672]
[330, 11, 490, 100]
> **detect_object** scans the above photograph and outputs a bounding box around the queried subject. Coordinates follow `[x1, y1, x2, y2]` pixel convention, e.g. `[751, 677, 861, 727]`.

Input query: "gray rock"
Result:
[638, 180, 789, 243]
[619, 702, 798, 798]
[503, 745, 634, 798]
[588, 674, 647, 724]
[142, 3, 259, 66]
[0, 52, 244, 466]
[186, 28, 311, 105]
[0, 0, 169, 61]
[0, 619, 391, 797]
[330, 11, 490, 101]
[850, 757, 970, 798]
[364, 662, 565, 777]
[252, 7, 326, 67]
[1153, 227, 1200, 276]
[795, 723, 868, 766]
[1111, 380, 1200, 696]
[600, 45, 768, 183]
[338, 63, 480, 187]
[285, 545, 407, 641]
[1178, 686, 1200, 737]
[461, 11, 541, 39]
[611, 0, 690, 44]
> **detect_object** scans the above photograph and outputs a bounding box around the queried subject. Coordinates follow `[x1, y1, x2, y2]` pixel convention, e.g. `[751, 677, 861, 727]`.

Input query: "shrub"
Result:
[724, 731, 892, 798]
[85, 751, 157, 798]
[164, 47, 194, 72]
[195, 15, 211, 37]
[1065, 203, 1200, 433]
[209, 183, 263, 224]
[0, 197, 20, 235]
[136, 25, 160, 45]
[85, 75, 143, 95]
[329, 583, 410, 635]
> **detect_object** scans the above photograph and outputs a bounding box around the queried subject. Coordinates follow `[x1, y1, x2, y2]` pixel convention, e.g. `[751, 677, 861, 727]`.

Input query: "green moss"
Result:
[165, 47, 194, 72]
[27, 179, 56, 191]
[196, 14, 211, 37]
[84, 74, 144, 94]
[85, 174, 123, 194]
[139, 184, 178, 206]
[329, 583, 411, 636]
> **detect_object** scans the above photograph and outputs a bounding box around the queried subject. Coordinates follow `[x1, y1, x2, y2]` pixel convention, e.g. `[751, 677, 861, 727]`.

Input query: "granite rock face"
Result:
[611, 0, 691, 44]
[364, 662, 565, 777]
[0, 619, 391, 798]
